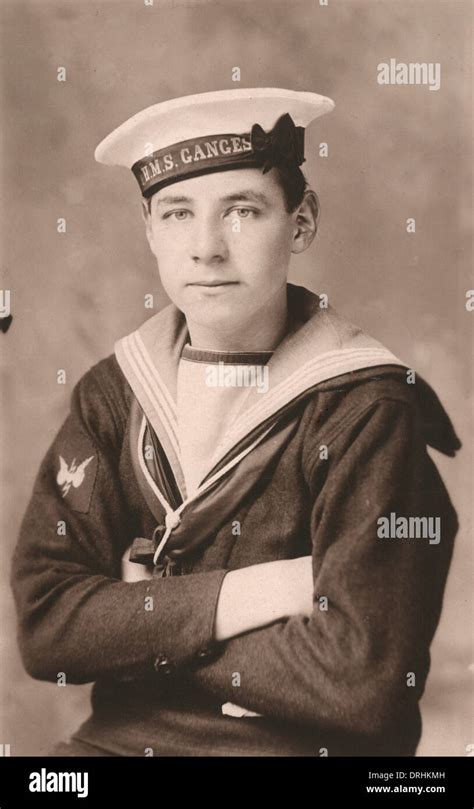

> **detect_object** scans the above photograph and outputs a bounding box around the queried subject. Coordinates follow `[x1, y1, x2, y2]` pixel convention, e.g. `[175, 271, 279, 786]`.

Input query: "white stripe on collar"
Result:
[214, 346, 404, 467]
[115, 284, 406, 491]
[116, 330, 186, 497]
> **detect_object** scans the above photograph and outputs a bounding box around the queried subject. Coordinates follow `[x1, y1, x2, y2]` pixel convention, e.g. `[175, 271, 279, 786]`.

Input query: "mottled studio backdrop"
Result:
[0, 0, 472, 756]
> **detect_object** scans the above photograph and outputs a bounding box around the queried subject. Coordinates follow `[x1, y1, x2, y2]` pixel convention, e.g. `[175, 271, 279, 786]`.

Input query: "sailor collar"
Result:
[115, 283, 405, 500]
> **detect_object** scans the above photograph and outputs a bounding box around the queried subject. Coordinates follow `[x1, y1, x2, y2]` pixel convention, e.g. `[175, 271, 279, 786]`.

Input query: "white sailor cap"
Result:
[94, 88, 335, 198]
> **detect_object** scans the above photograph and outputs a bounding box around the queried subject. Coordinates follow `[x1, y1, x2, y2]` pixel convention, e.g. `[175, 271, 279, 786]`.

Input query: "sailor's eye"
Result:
[230, 207, 258, 218]
[163, 210, 190, 220]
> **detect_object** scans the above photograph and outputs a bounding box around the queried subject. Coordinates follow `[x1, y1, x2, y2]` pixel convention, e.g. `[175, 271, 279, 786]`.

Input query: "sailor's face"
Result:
[144, 168, 295, 329]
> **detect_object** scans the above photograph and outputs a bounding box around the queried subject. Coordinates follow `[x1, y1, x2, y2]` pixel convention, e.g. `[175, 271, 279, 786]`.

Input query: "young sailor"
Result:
[11, 88, 460, 757]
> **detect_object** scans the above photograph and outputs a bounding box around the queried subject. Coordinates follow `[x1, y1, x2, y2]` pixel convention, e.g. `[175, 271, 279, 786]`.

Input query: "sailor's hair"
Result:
[273, 163, 309, 213]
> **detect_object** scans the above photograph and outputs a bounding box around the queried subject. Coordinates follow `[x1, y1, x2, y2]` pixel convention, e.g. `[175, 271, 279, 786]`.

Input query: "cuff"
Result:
[142, 568, 229, 677]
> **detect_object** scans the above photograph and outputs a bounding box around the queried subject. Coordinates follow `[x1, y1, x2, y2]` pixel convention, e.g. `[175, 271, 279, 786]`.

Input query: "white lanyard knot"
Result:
[153, 509, 182, 566]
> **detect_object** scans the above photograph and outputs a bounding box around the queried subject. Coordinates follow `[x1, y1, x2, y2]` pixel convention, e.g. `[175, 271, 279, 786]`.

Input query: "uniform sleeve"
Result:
[185, 398, 458, 738]
[10, 365, 228, 685]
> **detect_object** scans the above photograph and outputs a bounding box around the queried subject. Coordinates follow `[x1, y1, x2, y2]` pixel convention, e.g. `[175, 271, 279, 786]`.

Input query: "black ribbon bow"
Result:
[129, 525, 179, 576]
[250, 113, 305, 174]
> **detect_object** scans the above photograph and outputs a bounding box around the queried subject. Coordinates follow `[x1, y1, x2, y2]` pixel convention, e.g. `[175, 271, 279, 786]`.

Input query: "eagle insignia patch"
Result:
[56, 449, 97, 513]
[57, 455, 95, 497]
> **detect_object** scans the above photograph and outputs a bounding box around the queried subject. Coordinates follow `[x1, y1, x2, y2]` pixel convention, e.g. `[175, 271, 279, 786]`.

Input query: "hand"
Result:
[121, 545, 153, 582]
[277, 555, 314, 618]
[214, 554, 314, 642]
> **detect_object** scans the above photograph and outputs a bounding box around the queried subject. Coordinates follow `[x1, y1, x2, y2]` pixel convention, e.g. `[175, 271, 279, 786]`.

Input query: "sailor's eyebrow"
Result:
[154, 195, 194, 207]
[153, 190, 271, 207]
[220, 191, 270, 205]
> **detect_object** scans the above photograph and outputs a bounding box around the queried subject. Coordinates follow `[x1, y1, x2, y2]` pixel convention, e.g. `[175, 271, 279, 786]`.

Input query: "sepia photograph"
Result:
[0, 0, 473, 798]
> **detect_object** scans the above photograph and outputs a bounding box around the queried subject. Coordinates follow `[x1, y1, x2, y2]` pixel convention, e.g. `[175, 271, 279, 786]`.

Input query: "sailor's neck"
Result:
[185, 298, 291, 352]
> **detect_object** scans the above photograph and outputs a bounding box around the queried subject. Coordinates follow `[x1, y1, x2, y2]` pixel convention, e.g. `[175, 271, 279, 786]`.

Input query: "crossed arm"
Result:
[121, 549, 315, 640]
[10, 368, 457, 736]
[120, 551, 314, 719]
[10, 369, 315, 686]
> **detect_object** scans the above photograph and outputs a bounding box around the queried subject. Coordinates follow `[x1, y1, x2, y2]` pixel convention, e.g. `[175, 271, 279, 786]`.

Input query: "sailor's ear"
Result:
[291, 190, 320, 254]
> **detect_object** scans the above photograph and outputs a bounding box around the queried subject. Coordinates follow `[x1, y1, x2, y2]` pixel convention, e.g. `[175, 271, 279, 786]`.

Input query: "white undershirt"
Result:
[176, 344, 273, 498]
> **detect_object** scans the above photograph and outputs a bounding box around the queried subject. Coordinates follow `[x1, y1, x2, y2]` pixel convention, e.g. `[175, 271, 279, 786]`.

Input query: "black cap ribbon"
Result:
[250, 113, 305, 174]
[129, 525, 179, 576]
